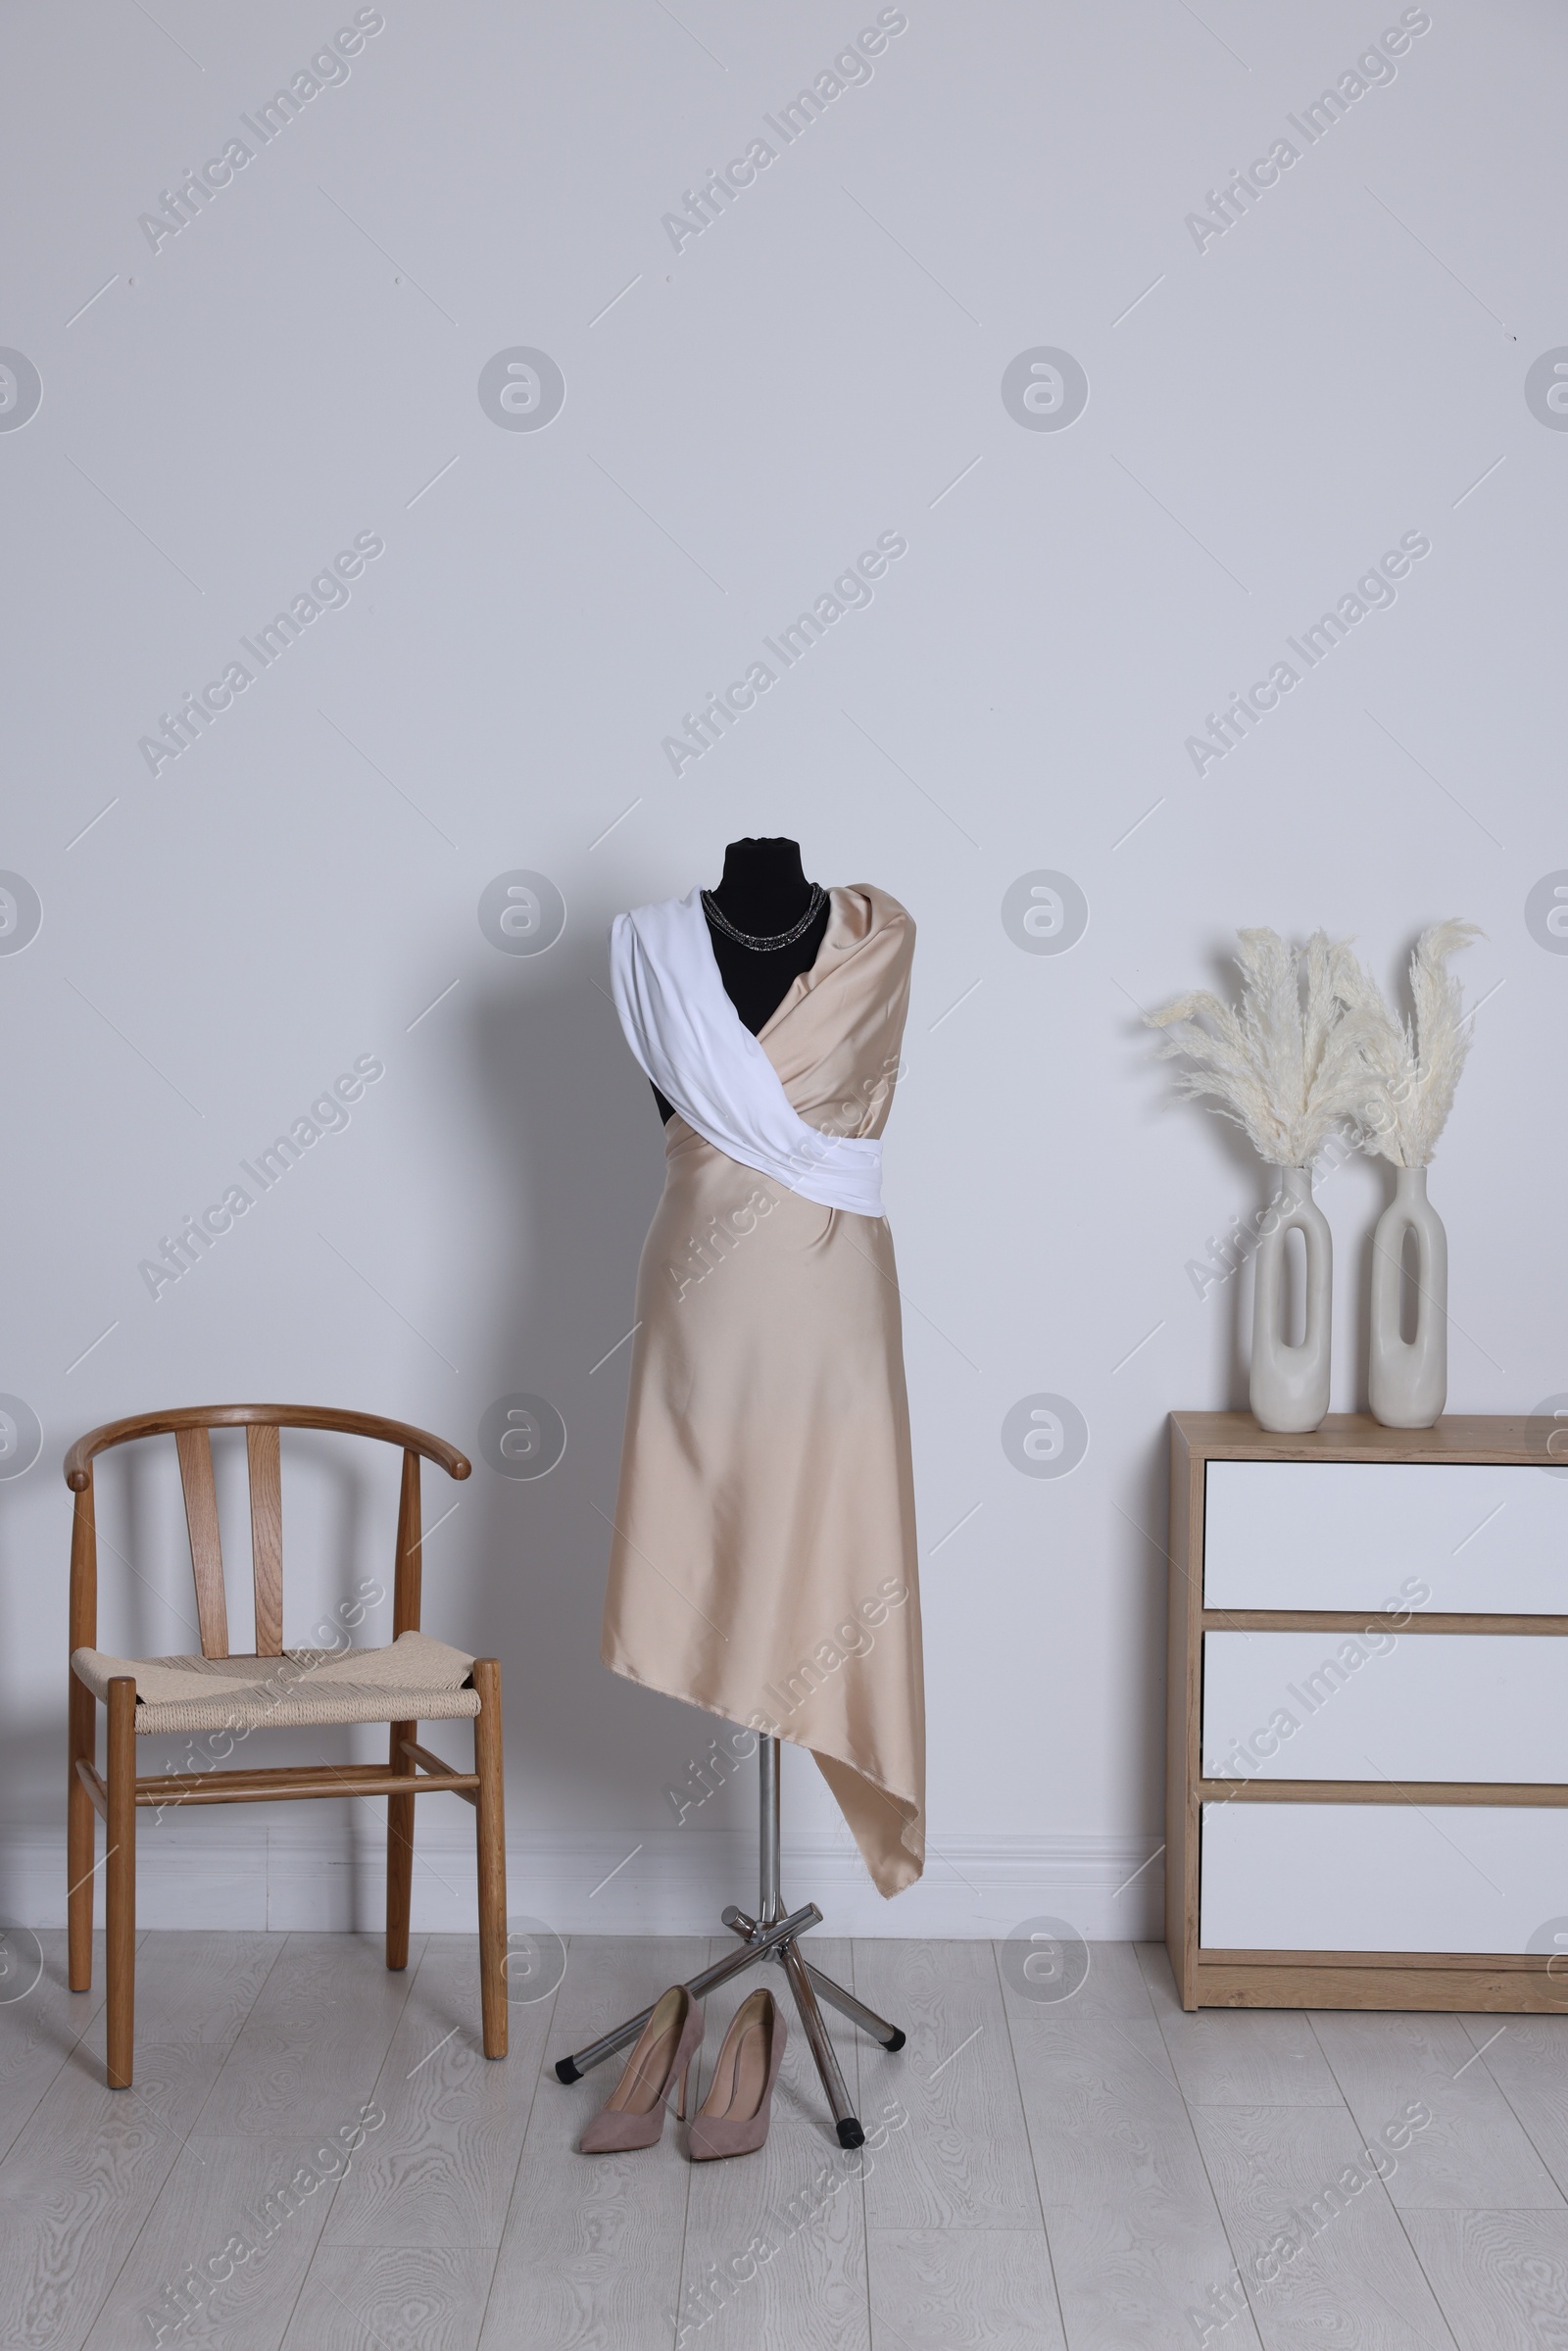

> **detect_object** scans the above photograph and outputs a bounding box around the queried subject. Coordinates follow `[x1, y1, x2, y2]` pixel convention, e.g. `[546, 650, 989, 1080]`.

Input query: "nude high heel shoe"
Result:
[687, 1986, 786, 2161]
[579, 1985, 704, 2153]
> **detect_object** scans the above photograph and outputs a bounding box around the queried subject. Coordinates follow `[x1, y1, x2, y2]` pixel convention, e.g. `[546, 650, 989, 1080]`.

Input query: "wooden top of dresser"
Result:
[1170, 1412, 1560, 1467]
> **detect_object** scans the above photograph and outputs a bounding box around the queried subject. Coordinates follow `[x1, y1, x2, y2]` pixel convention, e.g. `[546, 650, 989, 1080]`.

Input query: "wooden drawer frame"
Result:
[1166, 1412, 1568, 2012]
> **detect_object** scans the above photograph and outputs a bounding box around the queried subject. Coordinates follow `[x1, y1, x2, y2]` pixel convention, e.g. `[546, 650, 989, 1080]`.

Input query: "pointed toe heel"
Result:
[687, 1987, 785, 2162]
[578, 1985, 704, 2153]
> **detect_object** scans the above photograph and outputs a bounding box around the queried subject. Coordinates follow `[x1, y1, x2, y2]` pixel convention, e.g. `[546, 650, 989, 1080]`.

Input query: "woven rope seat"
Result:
[71, 1628, 480, 1737]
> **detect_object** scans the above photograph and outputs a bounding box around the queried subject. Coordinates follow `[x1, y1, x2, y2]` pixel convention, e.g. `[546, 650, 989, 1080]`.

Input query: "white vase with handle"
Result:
[1368, 1164, 1447, 1428]
[1250, 1165, 1332, 1433]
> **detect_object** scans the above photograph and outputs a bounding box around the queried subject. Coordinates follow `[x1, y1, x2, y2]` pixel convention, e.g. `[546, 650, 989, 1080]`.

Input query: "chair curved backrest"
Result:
[65, 1404, 471, 1661]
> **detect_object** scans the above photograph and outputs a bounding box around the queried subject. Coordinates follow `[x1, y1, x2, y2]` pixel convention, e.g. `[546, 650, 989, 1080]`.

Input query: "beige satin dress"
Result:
[602, 883, 924, 1897]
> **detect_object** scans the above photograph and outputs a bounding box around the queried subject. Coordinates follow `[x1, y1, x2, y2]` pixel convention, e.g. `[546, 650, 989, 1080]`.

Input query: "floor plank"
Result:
[0, 2037, 231, 2351]
[1192, 2101, 1463, 2348]
[1401, 2207, 1568, 2350]
[852, 1939, 1042, 2229]
[1138, 1943, 1345, 2109]
[1007, 2000, 1215, 2206]
[1003, 1947, 1267, 2348]
[112, 1931, 279, 2050]
[1453, 2012, 1568, 2199]
[321, 1935, 554, 2248]
[675, 1938, 868, 2351]
[0, 1933, 110, 2162]
[283, 2244, 498, 2351]
[479, 1935, 704, 2351]
[488, 2151, 690, 2351]
[192, 1934, 423, 2139]
[1042, 2192, 1266, 2351]
[80, 2130, 346, 2350]
[998, 1935, 1155, 2033]
[1310, 2010, 1565, 2212]
[867, 2226, 1065, 2350]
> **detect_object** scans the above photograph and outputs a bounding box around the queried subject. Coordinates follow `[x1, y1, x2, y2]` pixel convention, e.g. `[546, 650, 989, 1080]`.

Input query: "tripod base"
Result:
[554, 1740, 906, 2139]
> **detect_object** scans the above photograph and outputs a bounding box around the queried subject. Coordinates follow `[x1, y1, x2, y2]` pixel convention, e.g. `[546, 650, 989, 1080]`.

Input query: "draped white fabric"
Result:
[608, 887, 886, 1219]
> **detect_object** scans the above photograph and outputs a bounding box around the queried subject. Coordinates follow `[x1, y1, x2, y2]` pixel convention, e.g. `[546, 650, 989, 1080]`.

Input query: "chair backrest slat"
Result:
[174, 1427, 229, 1659]
[393, 1449, 422, 1637]
[66, 1407, 469, 1670]
[246, 1424, 283, 1655]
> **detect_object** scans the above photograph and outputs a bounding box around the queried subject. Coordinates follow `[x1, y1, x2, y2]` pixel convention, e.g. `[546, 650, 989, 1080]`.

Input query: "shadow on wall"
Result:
[1123, 978, 1256, 1413]
[463, 908, 725, 1849]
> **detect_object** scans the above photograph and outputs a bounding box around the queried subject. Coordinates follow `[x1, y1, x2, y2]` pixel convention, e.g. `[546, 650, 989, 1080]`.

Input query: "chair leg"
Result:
[471, 1659, 507, 2059]
[106, 1676, 136, 2089]
[386, 1718, 416, 1972]
[68, 1672, 96, 1992]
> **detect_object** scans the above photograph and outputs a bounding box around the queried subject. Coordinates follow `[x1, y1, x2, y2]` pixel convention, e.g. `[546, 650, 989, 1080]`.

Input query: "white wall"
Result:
[3, 0, 1564, 1946]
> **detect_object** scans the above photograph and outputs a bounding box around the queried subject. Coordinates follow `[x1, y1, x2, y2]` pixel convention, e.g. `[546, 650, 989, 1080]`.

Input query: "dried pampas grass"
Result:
[1336, 919, 1481, 1166]
[1147, 929, 1378, 1167]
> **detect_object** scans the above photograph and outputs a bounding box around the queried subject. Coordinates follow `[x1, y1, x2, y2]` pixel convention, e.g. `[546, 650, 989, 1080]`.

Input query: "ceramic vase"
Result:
[1368, 1164, 1447, 1428]
[1250, 1165, 1332, 1433]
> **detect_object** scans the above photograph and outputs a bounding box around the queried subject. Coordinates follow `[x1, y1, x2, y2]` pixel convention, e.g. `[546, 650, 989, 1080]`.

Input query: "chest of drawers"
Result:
[1166, 1412, 1568, 2011]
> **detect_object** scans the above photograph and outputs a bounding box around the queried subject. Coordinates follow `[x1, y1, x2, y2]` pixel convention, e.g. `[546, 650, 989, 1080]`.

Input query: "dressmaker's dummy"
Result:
[605, 842, 926, 1898]
[650, 837, 830, 1124]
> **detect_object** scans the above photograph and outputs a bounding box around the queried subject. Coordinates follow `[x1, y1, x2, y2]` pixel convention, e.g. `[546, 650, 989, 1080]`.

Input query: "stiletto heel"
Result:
[676, 2056, 693, 2122]
[578, 1986, 705, 2153]
[688, 1987, 786, 2161]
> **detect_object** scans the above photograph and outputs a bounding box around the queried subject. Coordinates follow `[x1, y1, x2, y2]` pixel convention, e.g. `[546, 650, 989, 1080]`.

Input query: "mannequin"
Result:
[577, 837, 922, 2143]
[650, 836, 831, 1123]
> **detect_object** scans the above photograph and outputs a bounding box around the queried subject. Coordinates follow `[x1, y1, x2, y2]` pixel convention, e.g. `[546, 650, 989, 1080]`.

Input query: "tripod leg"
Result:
[780, 1937, 863, 2149]
[800, 1963, 906, 2053]
[722, 1908, 906, 2054]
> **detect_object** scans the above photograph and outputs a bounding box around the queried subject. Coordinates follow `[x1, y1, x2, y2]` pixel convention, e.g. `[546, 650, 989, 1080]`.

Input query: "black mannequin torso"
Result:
[651, 836, 830, 1123]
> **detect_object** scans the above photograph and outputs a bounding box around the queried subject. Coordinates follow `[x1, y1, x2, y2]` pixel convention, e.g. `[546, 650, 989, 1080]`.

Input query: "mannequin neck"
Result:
[709, 837, 812, 936]
[646, 836, 829, 1122]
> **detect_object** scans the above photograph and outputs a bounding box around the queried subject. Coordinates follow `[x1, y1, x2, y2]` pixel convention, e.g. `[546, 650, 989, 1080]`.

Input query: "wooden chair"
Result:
[65, 1403, 507, 2088]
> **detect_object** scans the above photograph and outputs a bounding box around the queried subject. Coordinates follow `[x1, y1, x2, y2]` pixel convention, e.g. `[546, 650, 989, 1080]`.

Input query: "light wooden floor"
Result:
[4, 1932, 1568, 2347]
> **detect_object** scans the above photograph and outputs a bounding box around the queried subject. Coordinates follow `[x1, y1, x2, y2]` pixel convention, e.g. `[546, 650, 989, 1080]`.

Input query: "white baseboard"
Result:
[2, 1821, 1161, 1940]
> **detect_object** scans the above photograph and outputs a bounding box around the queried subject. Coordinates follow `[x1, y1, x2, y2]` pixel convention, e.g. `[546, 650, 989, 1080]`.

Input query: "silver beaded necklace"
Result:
[701, 882, 826, 952]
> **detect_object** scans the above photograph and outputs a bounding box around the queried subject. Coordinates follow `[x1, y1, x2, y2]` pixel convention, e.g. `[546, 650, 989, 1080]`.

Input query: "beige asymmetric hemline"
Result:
[602, 884, 925, 1896]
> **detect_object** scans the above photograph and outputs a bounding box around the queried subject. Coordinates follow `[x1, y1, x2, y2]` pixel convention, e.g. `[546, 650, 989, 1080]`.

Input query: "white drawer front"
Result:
[1202, 1631, 1568, 1784]
[1200, 1800, 1568, 1953]
[1203, 1460, 1568, 1613]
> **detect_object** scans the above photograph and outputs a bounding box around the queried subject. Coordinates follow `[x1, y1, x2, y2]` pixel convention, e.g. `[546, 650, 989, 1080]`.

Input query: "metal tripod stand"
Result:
[554, 1735, 905, 2146]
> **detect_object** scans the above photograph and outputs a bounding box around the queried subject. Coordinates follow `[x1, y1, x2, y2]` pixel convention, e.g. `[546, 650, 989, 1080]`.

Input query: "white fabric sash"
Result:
[609, 887, 885, 1218]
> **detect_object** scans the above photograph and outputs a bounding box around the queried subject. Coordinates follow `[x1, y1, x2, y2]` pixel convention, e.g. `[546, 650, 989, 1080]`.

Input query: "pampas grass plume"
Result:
[1337, 919, 1481, 1165]
[1146, 928, 1378, 1167]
